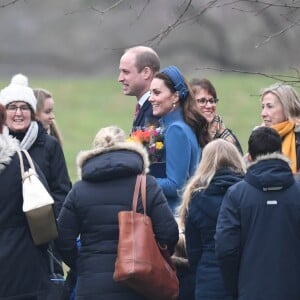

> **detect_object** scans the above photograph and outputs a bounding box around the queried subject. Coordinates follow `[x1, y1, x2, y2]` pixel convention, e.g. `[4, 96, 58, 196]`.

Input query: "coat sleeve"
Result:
[184, 199, 203, 271]
[55, 187, 80, 270]
[215, 189, 241, 297]
[48, 139, 72, 216]
[142, 175, 179, 255]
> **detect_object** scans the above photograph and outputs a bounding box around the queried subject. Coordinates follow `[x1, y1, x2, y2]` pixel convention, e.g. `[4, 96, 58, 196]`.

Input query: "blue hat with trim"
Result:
[161, 65, 189, 101]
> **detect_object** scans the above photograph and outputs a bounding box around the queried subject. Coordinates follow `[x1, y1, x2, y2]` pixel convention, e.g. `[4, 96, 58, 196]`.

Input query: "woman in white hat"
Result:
[0, 103, 51, 299]
[0, 73, 71, 216]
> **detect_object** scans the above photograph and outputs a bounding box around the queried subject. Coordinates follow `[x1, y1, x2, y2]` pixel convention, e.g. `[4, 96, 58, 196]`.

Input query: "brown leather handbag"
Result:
[113, 174, 179, 300]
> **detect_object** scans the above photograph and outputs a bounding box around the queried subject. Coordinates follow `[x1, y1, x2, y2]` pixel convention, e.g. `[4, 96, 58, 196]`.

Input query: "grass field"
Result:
[3, 74, 297, 182]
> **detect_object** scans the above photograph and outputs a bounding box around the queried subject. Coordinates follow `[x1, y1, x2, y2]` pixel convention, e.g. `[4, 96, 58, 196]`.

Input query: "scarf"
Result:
[272, 120, 297, 173]
[3, 121, 39, 150]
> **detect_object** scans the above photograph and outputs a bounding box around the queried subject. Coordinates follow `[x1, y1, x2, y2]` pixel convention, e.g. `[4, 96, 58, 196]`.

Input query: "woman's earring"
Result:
[172, 103, 176, 108]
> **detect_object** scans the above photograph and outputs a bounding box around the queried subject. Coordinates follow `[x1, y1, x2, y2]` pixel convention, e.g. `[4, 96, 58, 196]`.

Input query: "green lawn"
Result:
[3, 75, 296, 182]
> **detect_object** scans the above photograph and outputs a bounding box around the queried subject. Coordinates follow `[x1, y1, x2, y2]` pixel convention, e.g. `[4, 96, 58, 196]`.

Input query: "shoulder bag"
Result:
[17, 149, 58, 245]
[113, 174, 179, 300]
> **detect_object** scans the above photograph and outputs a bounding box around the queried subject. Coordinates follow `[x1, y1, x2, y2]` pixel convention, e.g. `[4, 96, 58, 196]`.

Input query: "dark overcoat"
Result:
[56, 141, 179, 300]
[28, 122, 72, 216]
[0, 135, 50, 299]
[216, 154, 300, 300]
[185, 168, 243, 300]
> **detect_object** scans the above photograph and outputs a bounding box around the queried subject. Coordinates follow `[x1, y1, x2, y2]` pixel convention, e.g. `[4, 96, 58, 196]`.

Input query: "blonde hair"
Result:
[93, 126, 126, 149]
[178, 139, 246, 228]
[261, 83, 300, 123]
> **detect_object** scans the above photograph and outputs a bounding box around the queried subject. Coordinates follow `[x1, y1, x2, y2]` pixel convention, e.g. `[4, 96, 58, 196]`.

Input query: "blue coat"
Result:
[215, 155, 300, 300]
[0, 135, 50, 299]
[157, 108, 200, 213]
[185, 168, 243, 300]
[56, 142, 179, 300]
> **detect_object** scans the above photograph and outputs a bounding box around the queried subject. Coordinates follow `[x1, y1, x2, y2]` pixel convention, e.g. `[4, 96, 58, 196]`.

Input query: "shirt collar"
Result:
[138, 91, 150, 106]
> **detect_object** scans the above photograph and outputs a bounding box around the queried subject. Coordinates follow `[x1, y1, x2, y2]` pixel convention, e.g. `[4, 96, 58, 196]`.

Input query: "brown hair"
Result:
[34, 88, 52, 113]
[0, 104, 6, 134]
[190, 78, 218, 99]
[33, 88, 63, 147]
[125, 46, 160, 74]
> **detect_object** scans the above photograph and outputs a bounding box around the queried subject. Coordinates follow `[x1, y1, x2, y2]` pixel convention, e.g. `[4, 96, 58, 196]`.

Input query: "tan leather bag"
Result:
[113, 174, 179, 300]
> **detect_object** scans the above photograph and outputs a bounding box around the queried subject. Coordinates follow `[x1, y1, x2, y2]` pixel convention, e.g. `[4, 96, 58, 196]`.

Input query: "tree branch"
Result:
[197, 67, 300, 85]
[0, 0, 23, 8]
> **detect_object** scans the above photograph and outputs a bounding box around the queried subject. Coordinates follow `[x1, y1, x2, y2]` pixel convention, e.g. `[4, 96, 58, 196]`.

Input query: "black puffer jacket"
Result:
[0, 135, 50, 299]
[56, 141, 179, 300]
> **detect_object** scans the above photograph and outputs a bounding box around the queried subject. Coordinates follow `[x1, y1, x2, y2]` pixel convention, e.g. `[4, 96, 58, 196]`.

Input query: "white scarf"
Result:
[3, 121, 39, 150]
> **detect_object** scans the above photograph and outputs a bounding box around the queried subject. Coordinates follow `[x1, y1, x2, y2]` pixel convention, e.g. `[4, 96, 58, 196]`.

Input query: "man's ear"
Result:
[142, 66, 153, 80]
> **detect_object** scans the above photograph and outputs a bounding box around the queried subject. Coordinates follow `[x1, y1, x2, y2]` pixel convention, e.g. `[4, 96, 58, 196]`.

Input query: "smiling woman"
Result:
[190, 77, 243, 154]
[149, 65, 210, 214]
[0, 73, 71, 217]
[260, 83, 300, 173]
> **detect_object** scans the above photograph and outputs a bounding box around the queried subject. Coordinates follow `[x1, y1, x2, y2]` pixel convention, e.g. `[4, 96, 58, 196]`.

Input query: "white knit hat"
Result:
[0, 73, 37, 112]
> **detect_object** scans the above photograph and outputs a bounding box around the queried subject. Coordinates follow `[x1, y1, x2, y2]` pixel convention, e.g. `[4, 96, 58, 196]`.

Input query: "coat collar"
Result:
[247, 152, 290, 168]
[76, 141, 150, 179]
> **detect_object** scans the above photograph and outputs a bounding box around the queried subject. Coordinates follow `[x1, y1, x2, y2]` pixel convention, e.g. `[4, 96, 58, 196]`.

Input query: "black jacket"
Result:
[56, 141, 179, 300]
[215, 154, 300, 300]
[0, 135, 50, 299]
[27, 122, 71, 215]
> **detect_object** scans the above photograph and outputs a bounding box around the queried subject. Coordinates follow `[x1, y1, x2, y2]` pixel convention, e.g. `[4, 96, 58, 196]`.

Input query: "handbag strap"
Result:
[132, 174, 147, 215]
[16, 149, 36, 180]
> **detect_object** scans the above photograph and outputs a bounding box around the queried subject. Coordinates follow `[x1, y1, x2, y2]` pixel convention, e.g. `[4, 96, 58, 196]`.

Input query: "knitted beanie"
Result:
[0, 73, 37, 112]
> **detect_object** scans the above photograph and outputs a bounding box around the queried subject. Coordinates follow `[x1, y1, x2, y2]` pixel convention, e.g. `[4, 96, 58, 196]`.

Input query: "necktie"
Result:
[134, 103, 141, 121]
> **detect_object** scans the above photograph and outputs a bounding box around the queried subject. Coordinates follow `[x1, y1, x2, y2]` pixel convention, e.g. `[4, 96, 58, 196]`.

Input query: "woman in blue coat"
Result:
[179, 139, 245, 300]
[149, 65, 210, 214]
[56, 126, 179, 300]
[0, 104, 50, 299]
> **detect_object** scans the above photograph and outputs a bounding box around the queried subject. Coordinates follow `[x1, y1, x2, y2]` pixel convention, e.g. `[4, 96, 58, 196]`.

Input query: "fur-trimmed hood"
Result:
[76, 141, 150, 180]
[0, 134, 19, 174]
[246, 152, 291, 169]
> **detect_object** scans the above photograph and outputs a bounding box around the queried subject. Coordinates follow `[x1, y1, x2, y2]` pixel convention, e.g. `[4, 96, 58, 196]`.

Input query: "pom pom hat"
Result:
[0, 73, 37, 112]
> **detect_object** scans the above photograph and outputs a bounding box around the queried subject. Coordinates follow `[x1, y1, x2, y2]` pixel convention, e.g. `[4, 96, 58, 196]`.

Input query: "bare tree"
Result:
[82, 0, 300, 84]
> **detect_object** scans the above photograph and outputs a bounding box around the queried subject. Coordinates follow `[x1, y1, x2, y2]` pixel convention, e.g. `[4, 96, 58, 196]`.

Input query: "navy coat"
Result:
[0, 135, 50, 299]
[56, 142, 179, 300]
[185, 168, 243, 300]
[215, 154, 300, 300]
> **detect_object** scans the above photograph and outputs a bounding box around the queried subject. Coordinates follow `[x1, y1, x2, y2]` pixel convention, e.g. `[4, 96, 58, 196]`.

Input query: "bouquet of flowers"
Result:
[128, 126, 164, 163]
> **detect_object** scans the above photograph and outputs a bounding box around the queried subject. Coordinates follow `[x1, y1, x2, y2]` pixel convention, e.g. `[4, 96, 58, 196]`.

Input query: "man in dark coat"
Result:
[118, 46, 160, 130]
[215, 126, 300, 300]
